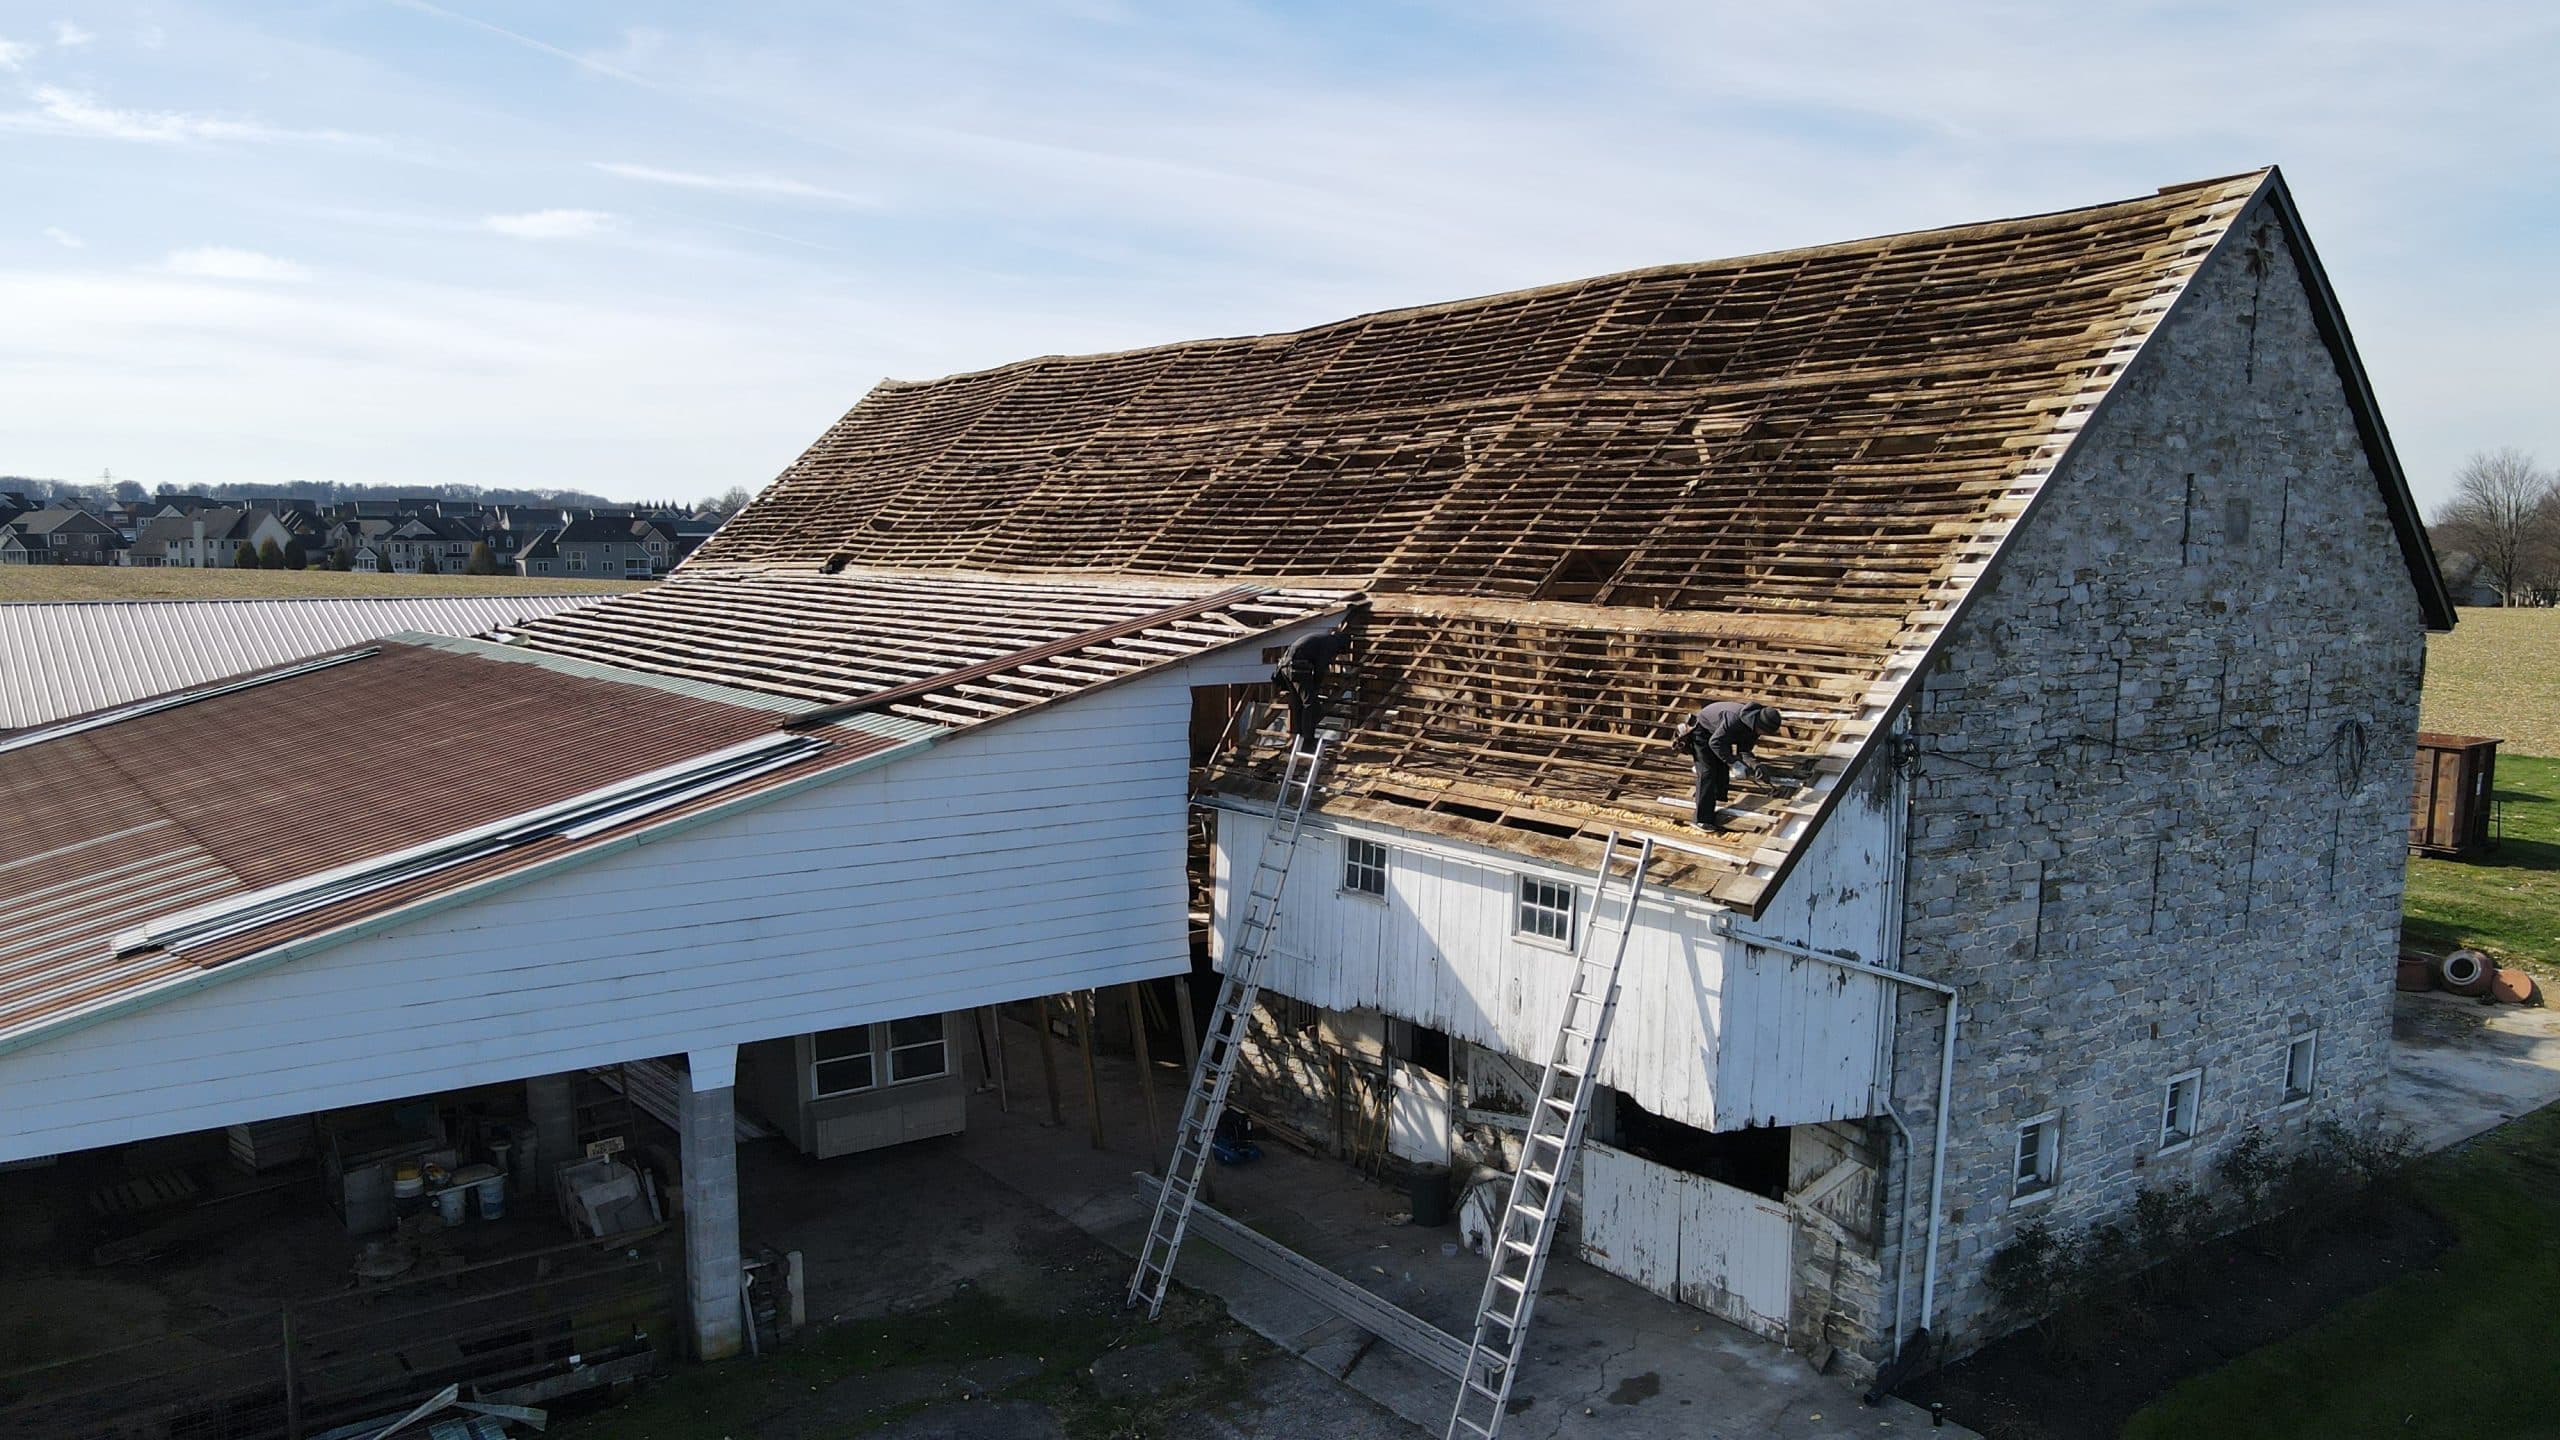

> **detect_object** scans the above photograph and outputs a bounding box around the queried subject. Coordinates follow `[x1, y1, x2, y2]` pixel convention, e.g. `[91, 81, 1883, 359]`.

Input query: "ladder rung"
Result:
[1542, 1096, 1575, 1114]
[1523, 1168, 1555, 1185]
[1503, 1238, 1536, 1256]
[1493, 1275, 1526, 1294]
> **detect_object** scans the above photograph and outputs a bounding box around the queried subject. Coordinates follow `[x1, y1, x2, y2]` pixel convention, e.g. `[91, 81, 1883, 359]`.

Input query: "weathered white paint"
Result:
[0, 627, 1327, 1166]
[1211, 763, 1899, 1131]
[1577, 1140, 1792, 1341]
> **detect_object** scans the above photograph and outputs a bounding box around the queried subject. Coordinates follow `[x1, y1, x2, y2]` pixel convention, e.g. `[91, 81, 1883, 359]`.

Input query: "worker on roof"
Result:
[1275, 600, 1369, 744]
[1674, 701, 1784, 830]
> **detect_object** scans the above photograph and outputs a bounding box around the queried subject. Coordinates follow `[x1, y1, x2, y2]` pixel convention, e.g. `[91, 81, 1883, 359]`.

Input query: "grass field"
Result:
[0, 568, 641, 601]
[2403, 755, 2560, 975]
[2419, 606, 2560, 757]
[2123, 1102, 2560, 1440]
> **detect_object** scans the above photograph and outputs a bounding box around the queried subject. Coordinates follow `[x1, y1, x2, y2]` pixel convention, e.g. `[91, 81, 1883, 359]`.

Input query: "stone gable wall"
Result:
[1879, 192, 2428, 1354]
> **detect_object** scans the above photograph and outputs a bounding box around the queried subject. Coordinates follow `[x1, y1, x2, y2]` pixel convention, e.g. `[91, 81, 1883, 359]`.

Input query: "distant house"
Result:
[2, 508, 124, 565]
[512, 527, 561, 577]
[132, 509, 297, 567]
[383, 517, 478, 574]
[531, 517, 654, 579]
[349, 542, 388, 573]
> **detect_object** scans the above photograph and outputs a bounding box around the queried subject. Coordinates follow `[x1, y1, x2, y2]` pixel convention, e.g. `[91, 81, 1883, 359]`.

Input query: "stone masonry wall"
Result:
[1880, 192, 2429, 1354]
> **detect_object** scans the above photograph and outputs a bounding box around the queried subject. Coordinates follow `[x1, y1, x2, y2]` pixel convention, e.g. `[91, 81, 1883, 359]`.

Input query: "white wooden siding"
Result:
[1577, 1140, 1792, 1340]
[1213, 770, 1897, 1131]
[0, 652, 1289, 1165]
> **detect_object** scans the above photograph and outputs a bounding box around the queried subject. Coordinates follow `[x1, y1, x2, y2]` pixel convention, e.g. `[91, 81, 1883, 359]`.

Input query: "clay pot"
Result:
[2396, 957, 2436, 992]
[2491, 968, 2541, 1006]
[2437, 949, 2496, 997]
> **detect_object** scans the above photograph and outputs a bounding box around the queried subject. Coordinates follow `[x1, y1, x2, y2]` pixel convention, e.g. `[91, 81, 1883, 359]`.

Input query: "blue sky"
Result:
[2, 2, 2553, 509]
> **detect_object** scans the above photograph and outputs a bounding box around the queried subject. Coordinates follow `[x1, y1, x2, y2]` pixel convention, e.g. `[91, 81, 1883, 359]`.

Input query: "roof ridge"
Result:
[867, 170, 2271, 395]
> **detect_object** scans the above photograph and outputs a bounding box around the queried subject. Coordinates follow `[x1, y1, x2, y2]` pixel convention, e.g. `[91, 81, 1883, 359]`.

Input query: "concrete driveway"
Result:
[2384, 988, 2560, 1151]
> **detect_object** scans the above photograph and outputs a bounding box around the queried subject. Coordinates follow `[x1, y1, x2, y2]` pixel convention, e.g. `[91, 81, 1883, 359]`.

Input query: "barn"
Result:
[0, 165, 2448, 1403]
[675, 166, 2450, 1376]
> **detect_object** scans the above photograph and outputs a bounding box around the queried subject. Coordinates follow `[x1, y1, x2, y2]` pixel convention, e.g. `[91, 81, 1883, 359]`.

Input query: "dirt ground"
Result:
[1900, 1188, 2450, 1440]
[545, 1135, 1424, 1439]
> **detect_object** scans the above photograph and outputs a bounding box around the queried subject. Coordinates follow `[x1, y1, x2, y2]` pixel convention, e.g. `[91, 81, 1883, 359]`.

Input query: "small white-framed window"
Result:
[568, 551, 587, 572]
[2282, 1033, 2317, 1107]
[1342, 836, 1389, 898]
[2014, 1111, 2061, 1202]
[887, 1014, 949, 1083]
[810, 1026, 876, 1098]
[2160, 1070, 2203, 1152]
[1515, 874, 1576, 947]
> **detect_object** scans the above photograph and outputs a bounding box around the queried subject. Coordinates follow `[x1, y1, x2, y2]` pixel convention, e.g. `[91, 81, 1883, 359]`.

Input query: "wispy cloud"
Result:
[482, 209, 618, 240]
[0, 35, 33, 69]
[42, 226, 82, 248]
[161, 247, 311, 281]
[52, 20, 95, 48]
[591, 161, 873, 206]
[0, 86, 369, 145]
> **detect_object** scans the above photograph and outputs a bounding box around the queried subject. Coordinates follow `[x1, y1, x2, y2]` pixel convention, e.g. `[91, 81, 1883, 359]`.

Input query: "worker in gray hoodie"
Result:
[1674, 701, 1784, 828]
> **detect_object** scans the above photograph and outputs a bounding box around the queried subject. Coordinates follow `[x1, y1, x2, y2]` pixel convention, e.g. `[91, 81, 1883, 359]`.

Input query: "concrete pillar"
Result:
[680, 1045, 744, 1362]
[525, 1073, 577, 1195]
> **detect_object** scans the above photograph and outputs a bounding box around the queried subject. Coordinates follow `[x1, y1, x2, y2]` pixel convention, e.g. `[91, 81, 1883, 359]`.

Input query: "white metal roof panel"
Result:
[0, 595, 605, 730]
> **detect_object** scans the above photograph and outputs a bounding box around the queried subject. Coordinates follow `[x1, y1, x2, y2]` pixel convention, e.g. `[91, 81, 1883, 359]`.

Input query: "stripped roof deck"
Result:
[677, 172, 2304, 905]
[495, 565, 1346, 729]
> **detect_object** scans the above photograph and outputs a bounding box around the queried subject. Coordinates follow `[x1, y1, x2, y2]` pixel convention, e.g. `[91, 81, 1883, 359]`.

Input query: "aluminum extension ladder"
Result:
[1447, 832, 1655, 1440]
[1126, 725, 1338, 1316]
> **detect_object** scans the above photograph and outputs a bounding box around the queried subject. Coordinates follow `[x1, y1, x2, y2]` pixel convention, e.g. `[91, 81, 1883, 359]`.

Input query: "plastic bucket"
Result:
[1410, 1164, 1453, 1228]
[436, 1186, 467, 1226]
[475, 1173, 507, 1220]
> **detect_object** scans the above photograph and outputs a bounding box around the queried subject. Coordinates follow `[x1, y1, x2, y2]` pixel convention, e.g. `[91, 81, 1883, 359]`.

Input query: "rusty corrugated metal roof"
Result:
[0, 595, 606, 730]
[0, 640, 867, 1046]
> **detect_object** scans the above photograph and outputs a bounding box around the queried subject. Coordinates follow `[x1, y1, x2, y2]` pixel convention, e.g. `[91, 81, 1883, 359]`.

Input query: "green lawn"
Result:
[2402, 754, 2560, 977]
[2123, 1102, 2560, 1440]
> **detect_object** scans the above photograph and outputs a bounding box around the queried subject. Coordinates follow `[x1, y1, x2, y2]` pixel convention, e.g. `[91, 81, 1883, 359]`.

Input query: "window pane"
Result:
[888, 1014, 942, 1048]
[2016, 1127, 2039, 1180]
[814, 1052, 874, 1096]
[813, 1026, 869, 1062]
[890, 1041, 948, 1082]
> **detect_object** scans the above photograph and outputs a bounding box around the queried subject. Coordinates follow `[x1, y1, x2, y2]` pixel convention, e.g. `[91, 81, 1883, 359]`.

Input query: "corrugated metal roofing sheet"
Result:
[0, 595, 604, 730]
[0, 640, 821, 1045]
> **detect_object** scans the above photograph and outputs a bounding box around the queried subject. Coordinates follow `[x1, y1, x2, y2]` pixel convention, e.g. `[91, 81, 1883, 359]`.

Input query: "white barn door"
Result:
[1576, 1142, 1790, 1341]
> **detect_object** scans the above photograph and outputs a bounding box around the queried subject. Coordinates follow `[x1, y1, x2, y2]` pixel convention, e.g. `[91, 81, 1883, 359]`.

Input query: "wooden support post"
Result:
[986, 1005, 1012, 1113]
[1035, 996, 1064, 1128]
[281, 1303, 302, 1440]
[1126, 983, 1163, 1170]
[1077, 990, 1107, 1151]
[1173, 974, 1201, 1077]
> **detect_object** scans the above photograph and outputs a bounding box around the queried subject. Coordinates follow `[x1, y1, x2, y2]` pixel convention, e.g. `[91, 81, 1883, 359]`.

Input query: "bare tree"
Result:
[2432, 449, 2560, 606]
[698, 484, 757, 518]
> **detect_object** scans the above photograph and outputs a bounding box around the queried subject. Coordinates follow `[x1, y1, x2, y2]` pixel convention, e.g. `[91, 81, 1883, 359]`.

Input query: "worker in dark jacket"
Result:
[1275, 603, 1367, 742]
[1674, 701, 1784, 828]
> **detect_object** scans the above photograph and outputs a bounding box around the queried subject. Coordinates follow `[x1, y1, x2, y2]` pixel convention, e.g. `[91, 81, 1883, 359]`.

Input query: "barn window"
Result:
[2160, 1070, 2203, 1152]
[810, 1027, 876, 1097]
[2014, 1112, 2061, 1202]
[1515, 874, 1576, 947]
[888, 1014, 949, 1083]
[2282, 1035, 2317, 1107]
[1342, 837, 1389, 898]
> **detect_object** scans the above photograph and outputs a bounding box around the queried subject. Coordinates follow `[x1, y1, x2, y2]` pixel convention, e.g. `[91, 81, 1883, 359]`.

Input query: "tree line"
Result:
[2431, 449, 2560, 607]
